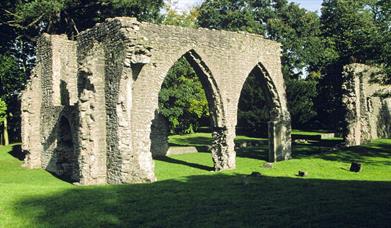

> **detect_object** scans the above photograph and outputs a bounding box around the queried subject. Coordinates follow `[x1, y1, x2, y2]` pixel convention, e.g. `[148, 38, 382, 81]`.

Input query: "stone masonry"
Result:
[21, 17, 292, 185]
[342, 64, 391, 146]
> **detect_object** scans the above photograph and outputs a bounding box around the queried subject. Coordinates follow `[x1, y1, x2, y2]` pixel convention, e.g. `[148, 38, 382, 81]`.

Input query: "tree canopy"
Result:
[1, 0, 164, 41]
[198, 0, 331, 79]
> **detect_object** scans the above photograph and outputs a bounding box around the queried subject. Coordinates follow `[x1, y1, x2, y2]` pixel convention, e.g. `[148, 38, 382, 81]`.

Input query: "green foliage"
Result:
[7, 0, 164, 38]
[0, 55, 25, 103]
[163, 2, 199, 28]
[320, 0, 382, 63]
[198, 0, 329, 79]
[266, 2, 335, 76]
[286, 79, 318, 128]
[238, 75, 319, 134]
[197, 0, 268, 34]
[0, 54, 24, 142]
[315, 64, 345, 131]
[158, 57, 209, 134]
[0, 99, 7, 124]
[237, 72, 270, 137]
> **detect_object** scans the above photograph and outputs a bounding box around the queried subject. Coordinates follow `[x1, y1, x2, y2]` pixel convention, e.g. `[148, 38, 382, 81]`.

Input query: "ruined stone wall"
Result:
[125, 18, 291, 170]
[23, 17, 291, 185]
[342, 64, 391, 146]
[22, 34, 79, 181]
[76, 18, 155, 184]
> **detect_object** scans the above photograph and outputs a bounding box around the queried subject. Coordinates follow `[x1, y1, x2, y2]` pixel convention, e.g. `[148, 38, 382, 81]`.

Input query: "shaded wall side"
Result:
[23, 35, 79, 180]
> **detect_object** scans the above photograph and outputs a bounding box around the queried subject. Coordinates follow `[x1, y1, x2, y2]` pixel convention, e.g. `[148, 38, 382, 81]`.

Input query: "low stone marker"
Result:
[298, 171, 308, 177]
[349, 162, 362, 172]
[166, 146, 199, 156]
[263, 162, 273, 168]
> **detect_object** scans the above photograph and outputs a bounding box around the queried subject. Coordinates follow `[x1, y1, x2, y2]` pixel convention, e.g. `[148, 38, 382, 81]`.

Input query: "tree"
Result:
[0, 54, 25, 143]
[286, 79, 318, 129]
[198, 0, 330, 79]
[1, 0, 164, 41]
[0, 98, 8, 145]
[159, 57, 209, 134]
[163, 1, 199, 28]
[321, 0, 382, 64]
[237, 72, 270, 137]
[375, 0, 391, 83]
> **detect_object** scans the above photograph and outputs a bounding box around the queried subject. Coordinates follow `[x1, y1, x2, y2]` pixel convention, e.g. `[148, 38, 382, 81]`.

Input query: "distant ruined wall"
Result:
[22, 17, 291, 185]
[342, 64, 391, 146]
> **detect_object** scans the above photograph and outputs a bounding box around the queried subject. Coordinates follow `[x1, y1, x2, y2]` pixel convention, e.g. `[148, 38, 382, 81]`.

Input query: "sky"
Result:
[175, 0, 323, 13]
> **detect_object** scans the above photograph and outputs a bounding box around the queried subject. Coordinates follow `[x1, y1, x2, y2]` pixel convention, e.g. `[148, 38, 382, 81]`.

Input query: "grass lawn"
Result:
[0, 134, 390, 227]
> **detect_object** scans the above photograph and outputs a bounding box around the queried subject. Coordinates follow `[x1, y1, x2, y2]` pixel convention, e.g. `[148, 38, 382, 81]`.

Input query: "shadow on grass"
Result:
[154, 156, 214, 171]
[318, 142, 391, 166]
[166, 134, 390, 171]
[235, 147, 269, 160]
[8, 144, 25, 161]
[12, 174, 391, 227]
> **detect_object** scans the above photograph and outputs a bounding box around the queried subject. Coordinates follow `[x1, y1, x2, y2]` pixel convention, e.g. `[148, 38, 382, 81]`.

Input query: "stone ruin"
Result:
[342, 64, 391, 146]
[21, 17, 293, 185]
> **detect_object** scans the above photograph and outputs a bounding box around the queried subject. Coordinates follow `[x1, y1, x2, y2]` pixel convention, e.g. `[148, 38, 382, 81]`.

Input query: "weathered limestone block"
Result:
[268, 113, 292, 162]
[166, 147, 199, 156]
[150, 113, 169, 157]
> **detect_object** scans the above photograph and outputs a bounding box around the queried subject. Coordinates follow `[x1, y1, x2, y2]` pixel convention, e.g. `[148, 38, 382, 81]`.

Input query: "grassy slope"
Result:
[0, 135, 390, 227]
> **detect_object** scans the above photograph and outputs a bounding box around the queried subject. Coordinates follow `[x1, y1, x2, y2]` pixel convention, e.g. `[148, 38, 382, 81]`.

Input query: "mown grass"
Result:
[0, 134, 390, 227]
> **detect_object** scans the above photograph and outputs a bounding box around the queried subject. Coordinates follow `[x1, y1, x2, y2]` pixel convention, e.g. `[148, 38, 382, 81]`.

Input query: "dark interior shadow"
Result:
[154, 156, 213, 171]
[48, 171, 76, 184]
[11, 174, 391, 227]
[9, 144, 25, 161]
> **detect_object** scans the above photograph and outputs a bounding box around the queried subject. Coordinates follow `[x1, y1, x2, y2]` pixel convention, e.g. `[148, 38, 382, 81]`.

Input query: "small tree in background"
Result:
[159, 57, 209, 134]
[0, 98, 8, 145]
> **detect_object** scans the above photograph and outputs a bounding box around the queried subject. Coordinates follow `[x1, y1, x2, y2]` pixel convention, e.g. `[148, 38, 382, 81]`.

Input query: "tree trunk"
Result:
[3, 116, 9, 145]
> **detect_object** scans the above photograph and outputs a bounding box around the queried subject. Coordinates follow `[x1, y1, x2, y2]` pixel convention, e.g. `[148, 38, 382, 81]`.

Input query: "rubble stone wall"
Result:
[22, 17, 291, 185]
[342, 64, 391, 146]
[22, 34, 79, 181]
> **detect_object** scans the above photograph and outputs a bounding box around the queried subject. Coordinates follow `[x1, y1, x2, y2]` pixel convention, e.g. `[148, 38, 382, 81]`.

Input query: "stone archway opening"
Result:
[236, 63, 291, 162]
[236, 68, 270, 161]
[150, 50, 227, 171]
[55, 116, 78, 182]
